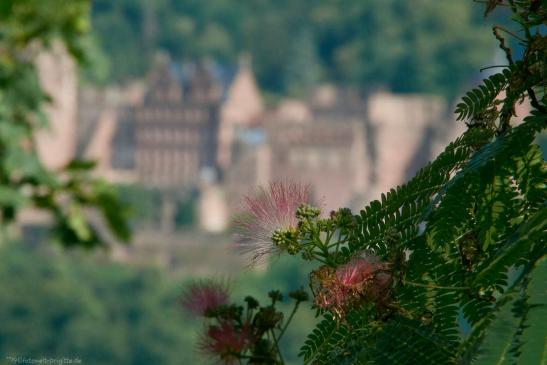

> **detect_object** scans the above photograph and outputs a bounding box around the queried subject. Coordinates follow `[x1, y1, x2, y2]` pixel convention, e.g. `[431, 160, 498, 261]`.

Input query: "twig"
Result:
[270, 329, 285, 364]
[278, 300, 301, 340]
[479, 65, 509, 72]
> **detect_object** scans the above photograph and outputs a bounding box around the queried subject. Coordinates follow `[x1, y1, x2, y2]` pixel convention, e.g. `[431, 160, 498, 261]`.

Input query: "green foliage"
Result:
[0, 0, 131, 247]
[90, 0, 495, 98]
[174, 195, 196, 229]
[296, 125, 546, 364]
[228, 103, 544, 363]
[116, 185, 196, 230]
[472, 256, 546, 365]
[298, 313, 338, 363]
[516, 257, 547, 365]
[254, 2, 546, 364]
[283, 29, 323, 97]
[0, 242, 321, 365]
[117, 184, 163, 225]
[455, 70, 511, 122]
[0, 242, 195, 364]
[171, 1, 544, 363]
[294, 127, 505, 365]
[455, 54, 545, 129]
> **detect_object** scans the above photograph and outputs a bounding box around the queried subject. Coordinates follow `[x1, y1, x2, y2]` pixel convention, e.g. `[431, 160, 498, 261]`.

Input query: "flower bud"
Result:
[296, 203, 321, 220]
[244, 296, 259, 310]
[289, 288, 309, 302]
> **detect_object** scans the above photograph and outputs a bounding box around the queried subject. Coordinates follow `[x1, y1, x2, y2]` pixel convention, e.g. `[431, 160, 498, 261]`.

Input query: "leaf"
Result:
[64, 159, 97, 171]
[299, 314, 338, 364]
[93, 182, 131, 242]
[66, 203, 92, 242]
[0, 186, 27, 207]
[516, 257, 547, 365]
[472, 205, 546, 289]
[455, 72, 508, 121]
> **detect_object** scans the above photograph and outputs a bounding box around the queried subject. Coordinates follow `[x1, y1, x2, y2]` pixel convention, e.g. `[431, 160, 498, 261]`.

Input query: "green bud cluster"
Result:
[268, 290, 283, 303]
[288, 288, 309, 302]
[330, 207, 356, 229]
[315, 218, 336, 232]
[296, 203, 321, 220]
[206, 304, 242, 320]
[254, 306, 283, 332]
[245, 296, 259, 310]
[271, 227, 301, 255]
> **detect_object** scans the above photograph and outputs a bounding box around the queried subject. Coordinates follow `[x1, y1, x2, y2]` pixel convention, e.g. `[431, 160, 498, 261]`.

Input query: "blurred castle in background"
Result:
[35, 42, 78, 171]
[36, 49, 469, 235]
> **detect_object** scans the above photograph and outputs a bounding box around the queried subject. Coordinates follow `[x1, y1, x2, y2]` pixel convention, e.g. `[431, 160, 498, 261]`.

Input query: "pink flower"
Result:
[198, 321, 253, 364]
[336, 257, 384, 287]
[180, 281, 230, 317]
[316, 284, 350, 310]
[233, 181, 311, 264]
[312, 255, 392, 318]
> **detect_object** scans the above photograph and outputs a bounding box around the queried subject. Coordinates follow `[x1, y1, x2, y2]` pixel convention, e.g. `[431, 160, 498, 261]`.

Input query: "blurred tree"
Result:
[283, 29, 323, 97]
[117, 185, 163, 227]
[0, 242, 195, 364]
[78, 35, 112, 85]
[0, 242, 322, 364]
[90, 0, 496, 100]
[0, 0, 130, 247]
[174, 195, 196, 230]
[314, 0, 494, 100]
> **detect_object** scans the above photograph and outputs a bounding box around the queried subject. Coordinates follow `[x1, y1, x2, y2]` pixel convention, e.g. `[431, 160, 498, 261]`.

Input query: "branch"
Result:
[493, 26, 515, 66]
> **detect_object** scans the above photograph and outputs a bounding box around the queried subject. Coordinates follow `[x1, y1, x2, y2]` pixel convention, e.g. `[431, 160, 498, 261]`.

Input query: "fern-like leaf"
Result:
[455, 71, 509, 121]
[299, 314, 338, 364]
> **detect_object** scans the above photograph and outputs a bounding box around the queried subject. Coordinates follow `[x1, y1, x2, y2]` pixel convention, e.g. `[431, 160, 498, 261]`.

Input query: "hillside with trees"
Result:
[90, 0, 501, 100]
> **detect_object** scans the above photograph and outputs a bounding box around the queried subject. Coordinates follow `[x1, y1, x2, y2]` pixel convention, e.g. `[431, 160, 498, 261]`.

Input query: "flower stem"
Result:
[269, 329, 285, 364]
[278, 300, 301, 340]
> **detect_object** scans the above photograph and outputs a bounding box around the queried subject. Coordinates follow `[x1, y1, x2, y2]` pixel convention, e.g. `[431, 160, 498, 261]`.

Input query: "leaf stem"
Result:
[479, 64, 509, 72]
[404, 280, 470, 291]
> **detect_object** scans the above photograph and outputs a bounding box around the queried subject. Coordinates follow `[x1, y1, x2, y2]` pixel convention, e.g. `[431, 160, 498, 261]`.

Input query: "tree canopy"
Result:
[0, 0, 130, 247]
[90, 0, 498, 99]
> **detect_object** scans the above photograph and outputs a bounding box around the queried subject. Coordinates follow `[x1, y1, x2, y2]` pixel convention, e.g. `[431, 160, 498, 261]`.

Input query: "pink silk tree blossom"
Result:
[180, 280, 230, 317]
[233, 181, 312, 265]
[313, 255, 392, 318]
[198, 321, 253, 364]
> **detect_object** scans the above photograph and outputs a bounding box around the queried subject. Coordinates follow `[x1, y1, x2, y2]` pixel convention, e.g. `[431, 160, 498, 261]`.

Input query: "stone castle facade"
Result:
[70, 54, 467, 232]
[134, 58, 221, 189]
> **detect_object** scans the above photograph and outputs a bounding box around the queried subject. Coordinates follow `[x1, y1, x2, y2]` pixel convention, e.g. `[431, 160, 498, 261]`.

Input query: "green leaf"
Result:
[64, 159, 97, 171]
[0, 186, 27, 207]
[473, 297, 521, 365]
[517, 257, 547, 365]
[66, 203, 92, 242]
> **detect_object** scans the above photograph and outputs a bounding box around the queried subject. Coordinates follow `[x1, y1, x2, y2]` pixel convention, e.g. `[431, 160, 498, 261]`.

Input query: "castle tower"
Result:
[35, 42, 77, 170]
[218, 55, 264, 170]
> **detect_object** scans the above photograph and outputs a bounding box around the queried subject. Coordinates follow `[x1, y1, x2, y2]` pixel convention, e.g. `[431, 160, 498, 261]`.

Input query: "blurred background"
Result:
[1, 1, 544, 364]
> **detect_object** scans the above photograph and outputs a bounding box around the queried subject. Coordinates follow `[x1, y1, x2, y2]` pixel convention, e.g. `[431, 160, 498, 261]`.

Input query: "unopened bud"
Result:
[289, 288, 309, 302]
[296, 204, 321, 220]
